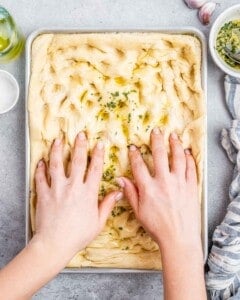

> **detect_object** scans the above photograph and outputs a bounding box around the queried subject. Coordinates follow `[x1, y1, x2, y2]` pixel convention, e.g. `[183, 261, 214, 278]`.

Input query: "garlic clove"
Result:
[184, 0, 208, 9]
[198, 2, 217, 25]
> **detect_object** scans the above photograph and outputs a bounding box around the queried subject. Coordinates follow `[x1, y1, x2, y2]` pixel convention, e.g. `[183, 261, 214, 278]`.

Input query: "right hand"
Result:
[117, 127, 202, 251]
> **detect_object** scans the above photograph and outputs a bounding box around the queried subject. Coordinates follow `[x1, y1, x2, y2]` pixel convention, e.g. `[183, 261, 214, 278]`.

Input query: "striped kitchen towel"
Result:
[206, 75, 240, 300]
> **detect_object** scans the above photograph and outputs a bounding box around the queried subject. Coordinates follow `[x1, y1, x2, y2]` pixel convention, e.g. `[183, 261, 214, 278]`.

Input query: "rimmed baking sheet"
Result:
[25, 27, 208, 273]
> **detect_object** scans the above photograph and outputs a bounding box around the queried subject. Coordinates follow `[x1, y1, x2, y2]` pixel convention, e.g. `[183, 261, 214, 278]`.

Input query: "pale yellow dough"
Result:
[28, 33, 205, 270]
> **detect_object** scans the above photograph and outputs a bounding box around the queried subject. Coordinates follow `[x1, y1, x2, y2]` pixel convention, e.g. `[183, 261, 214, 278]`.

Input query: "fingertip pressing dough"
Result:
[28, 33, 205, 270]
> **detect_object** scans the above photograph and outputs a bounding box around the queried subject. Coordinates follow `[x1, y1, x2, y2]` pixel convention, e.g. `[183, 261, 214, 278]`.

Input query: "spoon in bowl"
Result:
[224, 46, 240, 64]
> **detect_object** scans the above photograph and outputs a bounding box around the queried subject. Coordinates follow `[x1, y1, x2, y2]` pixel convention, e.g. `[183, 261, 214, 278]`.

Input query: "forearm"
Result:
[160, 239, 207, 300]
[0, 238, 70, 300]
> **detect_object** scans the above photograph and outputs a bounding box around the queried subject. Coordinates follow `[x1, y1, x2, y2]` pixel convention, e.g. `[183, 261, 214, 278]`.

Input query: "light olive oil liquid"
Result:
[0, 6, 24, 63]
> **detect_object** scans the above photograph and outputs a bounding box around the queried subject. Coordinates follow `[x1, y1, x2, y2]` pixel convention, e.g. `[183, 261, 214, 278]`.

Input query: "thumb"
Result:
[99, 191, 123, 227]
[116, 177, 139, 213]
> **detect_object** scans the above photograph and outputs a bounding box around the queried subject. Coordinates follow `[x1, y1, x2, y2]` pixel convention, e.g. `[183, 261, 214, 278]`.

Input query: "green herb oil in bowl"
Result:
[0, 6, 24, 63]
[216, 20, 240, 70]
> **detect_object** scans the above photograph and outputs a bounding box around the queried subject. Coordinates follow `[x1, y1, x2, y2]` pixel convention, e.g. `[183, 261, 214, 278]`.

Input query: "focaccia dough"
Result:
[28, 33, 205, 270]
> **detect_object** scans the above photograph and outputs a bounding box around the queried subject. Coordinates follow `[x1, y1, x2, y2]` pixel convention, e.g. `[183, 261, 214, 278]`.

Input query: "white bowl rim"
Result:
[209, 4, 240, 78]
[0, 69, 19, 114]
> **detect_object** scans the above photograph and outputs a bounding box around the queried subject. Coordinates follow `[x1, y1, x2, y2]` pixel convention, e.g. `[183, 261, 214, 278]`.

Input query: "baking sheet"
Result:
[25, 27, 208, 273]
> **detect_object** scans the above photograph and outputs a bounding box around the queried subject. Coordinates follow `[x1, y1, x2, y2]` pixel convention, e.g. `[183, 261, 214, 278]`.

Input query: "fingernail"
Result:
[54, 138, 61, 146]
[115, 192, 123, 201]
[38, 160, 44, 167]
[97, 141, 104, 150]
[129, 145, 137, 151]
[78, 132, 86, 140]
[116, 177, 125, 188]
[184, 149, 191, 155]
[153, 127, 160, 135]
[171, 132, 178, 140]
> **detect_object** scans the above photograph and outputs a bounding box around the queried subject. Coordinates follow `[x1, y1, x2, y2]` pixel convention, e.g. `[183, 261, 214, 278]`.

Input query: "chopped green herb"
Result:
[109, 152, 118, 162]
[103, 165, 116, 181]
[99, 185, 106, 197]
[128, 113, 131, 123]
[111, 206, 127, 217]
[145, 125, 151, 132]
[123, 90, 137, 100]
[111, 91, 119, 97]
[106, 101, 117, 109]
[123, 92, 129, 100]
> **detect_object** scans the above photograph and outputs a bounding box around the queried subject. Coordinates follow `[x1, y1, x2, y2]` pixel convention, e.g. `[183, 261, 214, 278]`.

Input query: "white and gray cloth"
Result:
[206, 75, 240, 300]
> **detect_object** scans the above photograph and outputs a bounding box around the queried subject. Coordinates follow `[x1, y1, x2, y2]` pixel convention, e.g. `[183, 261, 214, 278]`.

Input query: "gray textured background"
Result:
[0, 0, 238, 299]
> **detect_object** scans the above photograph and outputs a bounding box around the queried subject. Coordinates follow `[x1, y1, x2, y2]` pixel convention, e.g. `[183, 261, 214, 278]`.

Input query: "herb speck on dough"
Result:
[111, 206, 126, 217]
[111, 91, 119, 97]
[128, 113, 131, 123]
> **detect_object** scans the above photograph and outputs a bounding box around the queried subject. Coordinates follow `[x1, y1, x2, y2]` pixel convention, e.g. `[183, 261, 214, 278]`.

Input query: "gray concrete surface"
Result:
[0, 0, 238, 299]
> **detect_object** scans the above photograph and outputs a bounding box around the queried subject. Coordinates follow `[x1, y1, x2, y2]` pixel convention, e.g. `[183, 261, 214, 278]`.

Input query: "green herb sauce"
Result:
[216, 20, 240, 70]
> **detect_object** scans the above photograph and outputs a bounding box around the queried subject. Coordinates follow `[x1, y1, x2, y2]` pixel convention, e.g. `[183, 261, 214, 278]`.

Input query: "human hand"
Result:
[31, 132, 123, 261]
[117, 128, 202, 251]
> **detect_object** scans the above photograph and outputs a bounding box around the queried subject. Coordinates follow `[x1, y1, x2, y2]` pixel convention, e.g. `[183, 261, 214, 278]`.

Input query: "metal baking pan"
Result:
[25, 27, 208, 273]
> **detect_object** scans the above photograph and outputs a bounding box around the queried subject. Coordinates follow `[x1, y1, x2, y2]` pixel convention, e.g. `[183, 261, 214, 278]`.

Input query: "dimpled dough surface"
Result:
[28, 33, 204, 270]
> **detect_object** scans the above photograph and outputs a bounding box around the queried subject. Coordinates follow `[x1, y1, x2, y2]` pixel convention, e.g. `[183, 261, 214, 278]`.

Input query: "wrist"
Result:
[28, 235, 73, 271]
[157, 236, 203, 262]
[158, 236, 206, 300]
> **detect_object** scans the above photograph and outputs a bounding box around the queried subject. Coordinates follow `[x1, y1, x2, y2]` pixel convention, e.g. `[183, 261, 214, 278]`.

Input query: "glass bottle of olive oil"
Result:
[0, 6, 24, 63]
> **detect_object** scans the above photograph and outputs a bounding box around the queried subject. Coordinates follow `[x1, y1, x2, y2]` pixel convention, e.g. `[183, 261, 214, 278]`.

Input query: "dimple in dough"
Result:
[28, 33, 205, 270]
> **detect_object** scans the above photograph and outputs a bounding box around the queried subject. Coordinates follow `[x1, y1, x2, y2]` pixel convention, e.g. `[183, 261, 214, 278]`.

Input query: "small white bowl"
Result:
[0, 70, 19, 114]
[209, 4, 240, 78]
